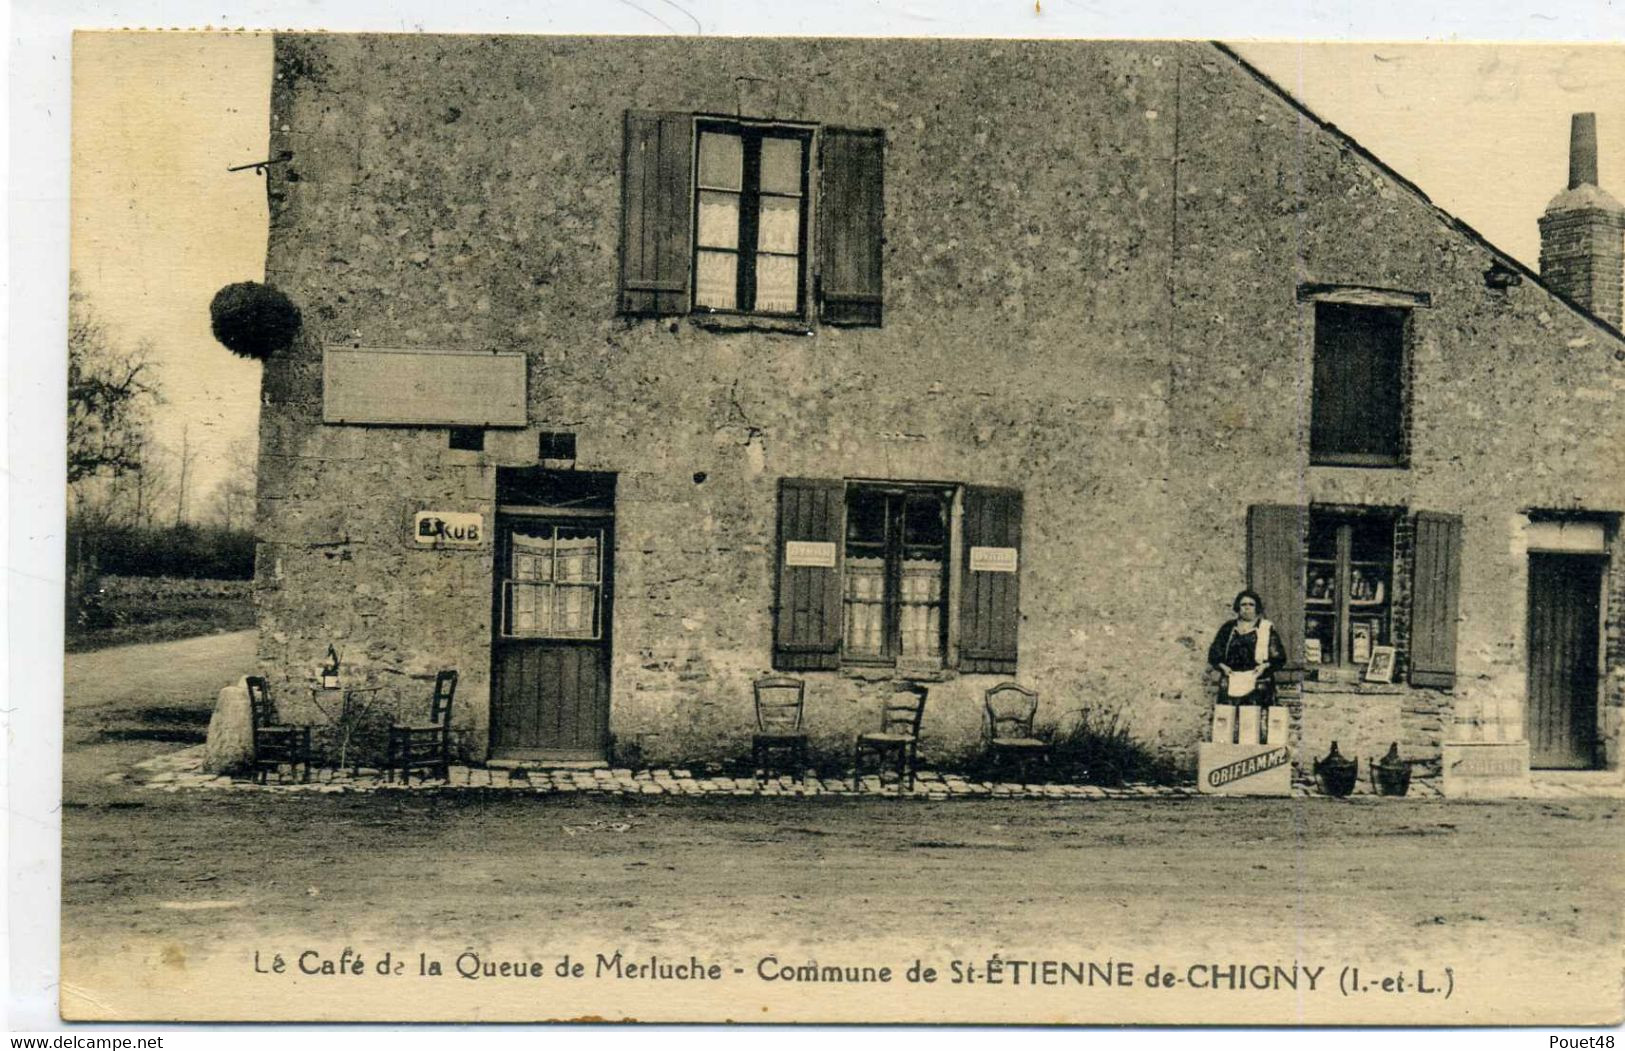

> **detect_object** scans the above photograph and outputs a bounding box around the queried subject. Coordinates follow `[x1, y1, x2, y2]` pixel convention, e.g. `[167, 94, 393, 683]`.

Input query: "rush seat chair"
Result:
[246, 675, 313, 783]
[852, 682, 929, 791]
[387, 670, 458, 783]
[752, 675, 810, 783]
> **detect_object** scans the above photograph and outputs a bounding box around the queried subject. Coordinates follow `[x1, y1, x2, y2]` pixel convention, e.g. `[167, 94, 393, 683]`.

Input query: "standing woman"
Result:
[1208, 589, 1288, 716]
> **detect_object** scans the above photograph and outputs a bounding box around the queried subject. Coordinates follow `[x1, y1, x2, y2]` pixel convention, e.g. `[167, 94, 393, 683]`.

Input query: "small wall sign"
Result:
[1441, 741, 1531, 798]
[413, 511, 484, 548]
[969, 546, 1019, 573]
[784, 541, 837, 568]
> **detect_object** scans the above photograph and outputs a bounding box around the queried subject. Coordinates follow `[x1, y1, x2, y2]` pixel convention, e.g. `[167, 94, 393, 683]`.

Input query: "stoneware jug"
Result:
[1315, 740, 1358, 797]
[1370, 742, 1412, 797]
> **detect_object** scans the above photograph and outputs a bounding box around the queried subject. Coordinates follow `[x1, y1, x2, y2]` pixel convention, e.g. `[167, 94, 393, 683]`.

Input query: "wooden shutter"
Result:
[773, 478, 845, 671]
[1410, 511, 1463, 688]
[1246, 504, 1308, 679]
[817, 126, 885, 326]
[1310, 304, 1405, 464]
[960, 486, 1023, 675]
[619, 111, 693, 316]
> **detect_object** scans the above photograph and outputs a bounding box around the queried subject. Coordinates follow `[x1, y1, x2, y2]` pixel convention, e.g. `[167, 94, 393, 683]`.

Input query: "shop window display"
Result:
[1304, 511, 1394, 669]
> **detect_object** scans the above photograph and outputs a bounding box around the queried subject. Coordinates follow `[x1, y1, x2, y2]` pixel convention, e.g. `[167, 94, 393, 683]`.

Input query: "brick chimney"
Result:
[1538, 113, 1625, 328]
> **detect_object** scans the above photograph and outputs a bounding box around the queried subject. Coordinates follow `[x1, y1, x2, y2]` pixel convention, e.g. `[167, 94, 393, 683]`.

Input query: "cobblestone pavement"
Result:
[118, 745, 1531, 799]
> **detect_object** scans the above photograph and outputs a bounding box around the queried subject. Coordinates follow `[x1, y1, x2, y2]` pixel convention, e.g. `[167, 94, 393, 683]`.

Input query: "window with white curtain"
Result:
[694, 121, 810, 316]
[842, 486, 949, 664]
[502, 525, 604, 639]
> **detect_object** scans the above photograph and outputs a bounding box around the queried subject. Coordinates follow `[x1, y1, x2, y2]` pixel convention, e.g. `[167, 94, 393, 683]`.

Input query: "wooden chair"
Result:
[246, 675, 313, 783]
[853, 682, 929, 791]
[752, 676, 809, 783]
[984, 682, 1050, 783]
[387, 670, 458, 783]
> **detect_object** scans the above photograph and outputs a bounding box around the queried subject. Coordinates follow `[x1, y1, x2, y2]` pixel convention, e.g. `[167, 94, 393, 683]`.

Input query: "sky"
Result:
[65, 31, 1625, 505]
[71, 32, 272, 510]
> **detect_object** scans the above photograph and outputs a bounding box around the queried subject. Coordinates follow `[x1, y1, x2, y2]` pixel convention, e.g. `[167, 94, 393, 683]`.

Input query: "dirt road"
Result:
[63, 629, 254, 799]
[59, 634, 1625, 1024]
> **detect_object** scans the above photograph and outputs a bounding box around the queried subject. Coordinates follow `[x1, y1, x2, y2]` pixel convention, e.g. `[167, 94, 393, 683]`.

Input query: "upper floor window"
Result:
[1310, 302, 1408, 467]
[619, 111, 884, 326]
[694, 124, 810, 315]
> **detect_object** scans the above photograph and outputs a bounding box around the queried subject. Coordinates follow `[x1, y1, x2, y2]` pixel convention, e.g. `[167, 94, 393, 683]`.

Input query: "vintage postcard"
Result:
[57, 27, 1624, 1025]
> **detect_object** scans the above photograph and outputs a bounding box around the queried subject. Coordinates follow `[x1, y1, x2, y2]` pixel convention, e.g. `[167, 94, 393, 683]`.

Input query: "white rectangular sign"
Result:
[969, 546, 1019, 573]
[325, 346, 527, 426]
[1525, 520, 1606, 553]
[413, 511, 485, 548]
[1197, 743, 1293, 796]
[784, 541, 837, 568]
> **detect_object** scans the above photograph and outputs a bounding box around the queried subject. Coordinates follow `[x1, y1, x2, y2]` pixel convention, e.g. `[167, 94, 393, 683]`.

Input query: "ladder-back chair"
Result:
[853, 681, 929, 791]
[387, 670, 458, 782]
[752, 675, 810, 783]
[246, 675, 313, 783]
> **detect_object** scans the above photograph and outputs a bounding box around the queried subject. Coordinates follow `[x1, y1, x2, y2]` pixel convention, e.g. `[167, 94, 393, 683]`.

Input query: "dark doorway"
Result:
[1526, 552, 1604, 769]
[490, 470, 615, 762]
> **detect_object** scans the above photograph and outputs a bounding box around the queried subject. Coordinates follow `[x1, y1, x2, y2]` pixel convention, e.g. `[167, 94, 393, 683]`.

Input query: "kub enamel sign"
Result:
[413, 511, 484, 548]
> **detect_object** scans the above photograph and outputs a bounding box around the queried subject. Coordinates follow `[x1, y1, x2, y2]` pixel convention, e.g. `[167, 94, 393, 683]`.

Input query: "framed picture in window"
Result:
[1366, 645, 1397, 684]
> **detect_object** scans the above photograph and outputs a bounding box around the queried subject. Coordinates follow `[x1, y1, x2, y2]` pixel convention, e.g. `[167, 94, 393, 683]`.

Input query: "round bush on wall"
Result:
[209, 282, 302, 361]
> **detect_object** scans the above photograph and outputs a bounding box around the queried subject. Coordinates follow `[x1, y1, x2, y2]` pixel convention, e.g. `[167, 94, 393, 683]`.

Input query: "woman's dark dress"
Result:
[1207, 619, 1288, 706]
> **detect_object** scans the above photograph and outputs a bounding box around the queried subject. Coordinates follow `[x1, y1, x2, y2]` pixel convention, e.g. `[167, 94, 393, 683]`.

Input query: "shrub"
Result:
[210, 281, 301, 361]
[1047, 705, 1184, 786]
[66, 522, 255, 580]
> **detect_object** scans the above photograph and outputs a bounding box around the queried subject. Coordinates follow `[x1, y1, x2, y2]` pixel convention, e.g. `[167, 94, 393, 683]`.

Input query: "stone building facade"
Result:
[254, 36, 1625, 775]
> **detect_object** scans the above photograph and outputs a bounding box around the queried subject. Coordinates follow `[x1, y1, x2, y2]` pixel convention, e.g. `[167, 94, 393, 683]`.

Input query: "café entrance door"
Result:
[490, 470, 614, 763]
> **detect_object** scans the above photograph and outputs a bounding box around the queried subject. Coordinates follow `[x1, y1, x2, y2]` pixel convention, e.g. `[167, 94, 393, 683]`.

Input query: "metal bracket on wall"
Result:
[228, 150, 293, 176]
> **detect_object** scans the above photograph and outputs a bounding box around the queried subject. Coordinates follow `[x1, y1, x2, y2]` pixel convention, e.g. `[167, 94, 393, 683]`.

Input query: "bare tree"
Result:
[130, 435, 175, 529]
[65, 278, 163, 619]
[67, 277, 159, 489]
[204, 436, 258, 532]
[173, 423, 196, 526]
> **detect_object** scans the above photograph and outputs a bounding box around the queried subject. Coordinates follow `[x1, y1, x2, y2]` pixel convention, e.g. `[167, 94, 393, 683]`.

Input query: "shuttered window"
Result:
[694, 123, 812, 315]
[1310, 303, 1407, 467]
[773, 479, 1021, 673]
[619, 112, 883, 325]
[1304, 510, 1396, 670]
[1247, 504, 1461, 687]
[842, 486, 950, 665]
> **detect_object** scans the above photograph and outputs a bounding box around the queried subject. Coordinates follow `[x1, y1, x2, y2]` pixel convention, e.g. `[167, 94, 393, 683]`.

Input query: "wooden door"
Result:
[1526, 553, 1604, 769]
[491, 515, 612, 761]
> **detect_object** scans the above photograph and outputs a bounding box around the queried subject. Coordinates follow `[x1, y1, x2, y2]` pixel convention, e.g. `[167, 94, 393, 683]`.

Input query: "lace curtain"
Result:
[508, 530, 600, 638]
[843, 556, 943, 658]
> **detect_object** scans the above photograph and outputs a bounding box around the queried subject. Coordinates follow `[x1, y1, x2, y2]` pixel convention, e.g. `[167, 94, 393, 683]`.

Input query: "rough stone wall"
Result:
[260, 36, 1184, 765]
[258, 37, 1625, 770]
[1164, 50, 1625, 771]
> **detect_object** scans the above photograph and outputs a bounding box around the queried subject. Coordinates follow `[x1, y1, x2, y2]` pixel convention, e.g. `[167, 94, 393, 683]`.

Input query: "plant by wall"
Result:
[1046, 705, 1184, 786]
